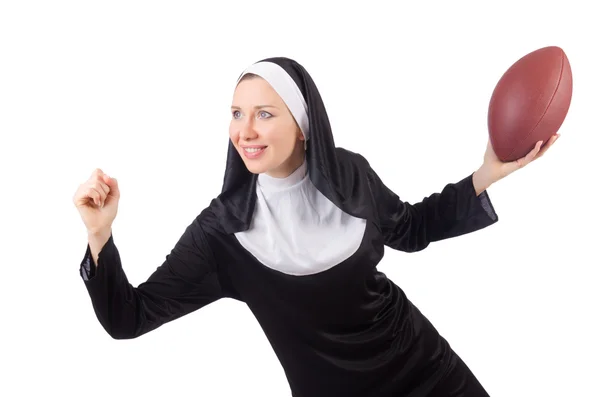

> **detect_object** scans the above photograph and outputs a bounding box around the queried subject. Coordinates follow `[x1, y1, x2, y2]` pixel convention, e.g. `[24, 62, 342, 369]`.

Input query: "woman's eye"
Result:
[232, 110, 241, 119]
[259, 111, 272, 118]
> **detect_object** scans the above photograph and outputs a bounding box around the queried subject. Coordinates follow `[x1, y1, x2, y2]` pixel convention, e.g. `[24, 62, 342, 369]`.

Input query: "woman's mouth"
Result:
[242, 146, 267, 159]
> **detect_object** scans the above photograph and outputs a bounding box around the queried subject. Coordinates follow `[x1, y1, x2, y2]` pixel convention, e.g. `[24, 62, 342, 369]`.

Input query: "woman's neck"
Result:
[258, 157, 307, 191]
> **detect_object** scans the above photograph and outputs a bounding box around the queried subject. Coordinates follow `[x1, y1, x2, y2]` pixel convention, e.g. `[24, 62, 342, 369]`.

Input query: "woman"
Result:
[74, 57, 558, 396]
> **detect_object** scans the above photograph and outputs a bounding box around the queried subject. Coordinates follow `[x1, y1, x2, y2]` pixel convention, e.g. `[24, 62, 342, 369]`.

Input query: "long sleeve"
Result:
[368, 167, 498, 253]
[79, 215, 223, 339]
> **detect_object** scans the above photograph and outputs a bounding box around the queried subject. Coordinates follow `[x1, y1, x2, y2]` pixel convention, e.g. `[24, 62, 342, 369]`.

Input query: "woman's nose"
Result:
[239, 121, 258, 140]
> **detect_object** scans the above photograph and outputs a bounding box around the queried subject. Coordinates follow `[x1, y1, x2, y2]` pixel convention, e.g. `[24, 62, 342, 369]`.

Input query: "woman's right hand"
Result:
[73, 168, 120, 234]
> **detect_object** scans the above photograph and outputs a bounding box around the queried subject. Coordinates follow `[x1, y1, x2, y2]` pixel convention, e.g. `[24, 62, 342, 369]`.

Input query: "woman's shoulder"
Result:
[193, 202, 228, 238]
[335, 146, 370, 165]
[335, 147, 378, 182]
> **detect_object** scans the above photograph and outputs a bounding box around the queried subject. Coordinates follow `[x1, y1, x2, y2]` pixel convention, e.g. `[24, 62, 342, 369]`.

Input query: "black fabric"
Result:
[370, 166, 498, 252]
[78, 57, 499, 396]
[80, 221, 224, 339]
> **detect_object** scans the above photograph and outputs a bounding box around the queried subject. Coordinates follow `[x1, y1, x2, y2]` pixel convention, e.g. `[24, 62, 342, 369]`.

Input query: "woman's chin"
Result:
[243, 160, 268, 175]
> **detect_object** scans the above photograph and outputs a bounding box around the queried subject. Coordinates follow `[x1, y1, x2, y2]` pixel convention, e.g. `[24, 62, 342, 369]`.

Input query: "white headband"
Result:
[237, 61, 310, 141]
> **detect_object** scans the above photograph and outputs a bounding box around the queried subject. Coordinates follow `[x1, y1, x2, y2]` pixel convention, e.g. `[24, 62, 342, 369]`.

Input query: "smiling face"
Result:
[229, 74, 306, 178]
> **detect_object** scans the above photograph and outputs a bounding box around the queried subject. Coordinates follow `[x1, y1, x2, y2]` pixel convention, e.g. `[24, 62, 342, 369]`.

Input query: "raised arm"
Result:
[79, 214, 223, 339]
[367, 166, 498, 253]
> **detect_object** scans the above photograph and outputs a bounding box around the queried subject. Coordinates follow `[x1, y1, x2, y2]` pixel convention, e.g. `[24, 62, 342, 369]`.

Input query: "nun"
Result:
[76, 57, 558, 396]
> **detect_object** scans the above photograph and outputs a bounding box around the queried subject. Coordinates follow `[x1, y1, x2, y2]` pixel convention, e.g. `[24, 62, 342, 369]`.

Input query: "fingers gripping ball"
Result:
[487, 46, 573, 162]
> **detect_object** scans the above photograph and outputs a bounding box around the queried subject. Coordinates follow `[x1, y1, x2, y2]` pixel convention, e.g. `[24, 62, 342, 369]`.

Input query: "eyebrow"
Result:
[230, 105, 278, 110]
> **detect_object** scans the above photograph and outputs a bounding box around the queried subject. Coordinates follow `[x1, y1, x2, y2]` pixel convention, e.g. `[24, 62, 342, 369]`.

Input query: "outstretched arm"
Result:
[367, 134, 560, 253]
[79, 213, 223, 339]
[368, 166, 498, 253]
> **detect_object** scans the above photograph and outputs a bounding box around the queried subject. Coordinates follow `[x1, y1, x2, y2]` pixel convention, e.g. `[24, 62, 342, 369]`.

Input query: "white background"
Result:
[1, 0, 598, 396]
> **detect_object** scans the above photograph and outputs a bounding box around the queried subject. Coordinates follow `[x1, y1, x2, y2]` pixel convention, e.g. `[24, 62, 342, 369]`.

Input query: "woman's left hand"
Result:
[473, 133, 560, 194]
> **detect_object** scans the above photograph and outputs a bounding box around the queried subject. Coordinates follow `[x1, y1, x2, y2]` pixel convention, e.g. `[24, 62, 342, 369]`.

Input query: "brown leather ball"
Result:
[488, 46, 572, 162]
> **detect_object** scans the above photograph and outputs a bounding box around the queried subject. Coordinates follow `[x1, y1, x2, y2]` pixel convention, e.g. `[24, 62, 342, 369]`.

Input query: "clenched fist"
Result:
[73, 168, 120, 234]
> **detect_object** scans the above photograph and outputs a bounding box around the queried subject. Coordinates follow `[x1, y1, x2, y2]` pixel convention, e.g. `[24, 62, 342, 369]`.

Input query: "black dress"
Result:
[79, 57, 499, 396]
